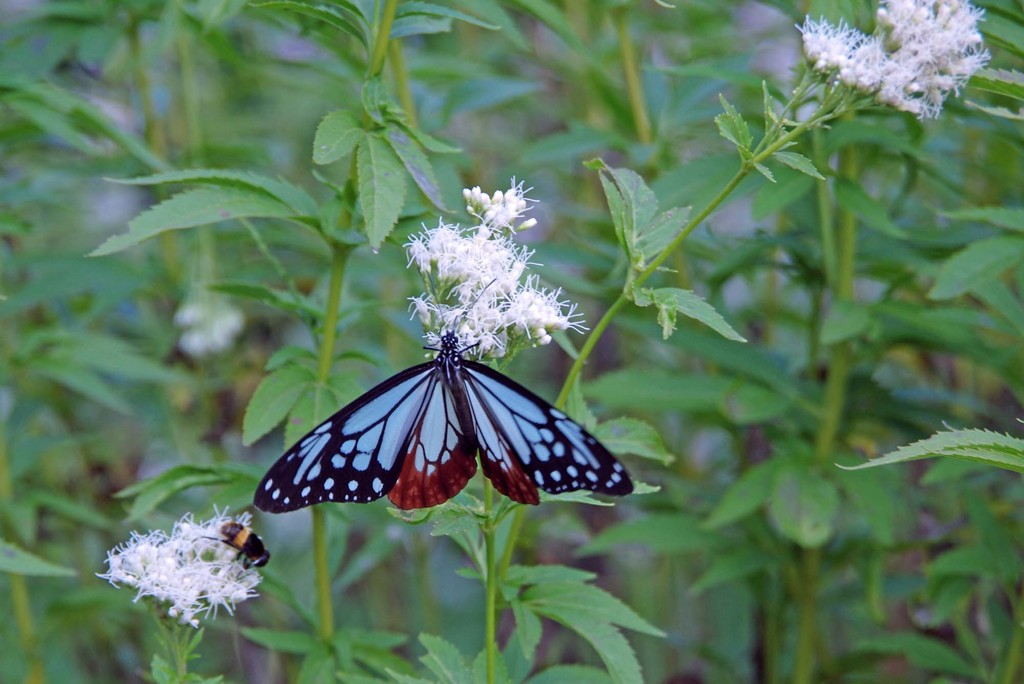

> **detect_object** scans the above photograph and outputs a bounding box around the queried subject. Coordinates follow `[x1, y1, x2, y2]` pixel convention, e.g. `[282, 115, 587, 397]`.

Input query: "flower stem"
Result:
[389, 41, 417, 128]
[483, 480, 498, 684]
[998, 581, 1024, 684]
[612, 7, 652, 145]
[311, 242, 351, 642]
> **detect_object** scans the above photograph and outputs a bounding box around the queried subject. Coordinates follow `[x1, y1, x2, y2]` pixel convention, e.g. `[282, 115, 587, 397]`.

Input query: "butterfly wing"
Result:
[254, 363, 472, 512]
[460, 361, 633, 505]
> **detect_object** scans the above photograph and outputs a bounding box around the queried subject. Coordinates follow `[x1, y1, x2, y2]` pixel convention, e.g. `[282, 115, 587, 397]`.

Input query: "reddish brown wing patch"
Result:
[386, 378, 479, 510]
[388, 439, 478, 509]
[478, 449, 540, 505]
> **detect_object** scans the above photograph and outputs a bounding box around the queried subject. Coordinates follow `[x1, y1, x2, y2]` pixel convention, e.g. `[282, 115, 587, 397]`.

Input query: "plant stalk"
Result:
[311, 243, 351, 641]
[367, 0, 400, 78]
[612, 7, 652, 145]
[483, 480, 498, 684]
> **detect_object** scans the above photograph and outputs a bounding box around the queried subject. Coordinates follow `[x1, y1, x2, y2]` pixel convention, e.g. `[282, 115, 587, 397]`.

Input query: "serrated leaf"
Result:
[511, 600, 542, 661]
[704, 460, 777, 529]
[243, 365, 316, 445]
[357, 134, 406, 248]
[715, 95, 752, 154]
[386, 124, 447, 211]
[969, 68, 1024, 101]
[633, 287, 745, 342]
[579, 513, 713, 556]
[91, 187, 294, 256]
[0, 539, 76, 577]
[593, 417, 673, 463]
[768, 468, 839, 548]
[212, 282, 320, 319]
[253, 0, 368, 47]
[772, 150, 825, 180]
[418, 634, 473, 684]
[313, 110, 363, 165]
[928, 236, 1024, 299]
[522, 582, 663, 637]
[842, 428, 1024, 474]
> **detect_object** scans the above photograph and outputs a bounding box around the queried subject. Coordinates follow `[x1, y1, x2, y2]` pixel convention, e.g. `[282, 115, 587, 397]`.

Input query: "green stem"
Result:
[792, 548, 820, 684]
[483, 481, 498, 684]
[794, 136, 858, 684]
[175, 1, 203, 165]
[1, 419, 44, 684]
[611, 7, 651, 145]
[367, 0, 400, 78]
[311, 243, 351, 642]
[389, 41, 417, 128]
[998, 581, 1024, 684]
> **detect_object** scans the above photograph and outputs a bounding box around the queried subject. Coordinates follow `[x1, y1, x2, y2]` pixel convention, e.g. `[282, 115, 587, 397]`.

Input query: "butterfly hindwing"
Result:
[253, 364, 436, 513]
[387, 374, 479, 509]
[461, 362, 633, 503]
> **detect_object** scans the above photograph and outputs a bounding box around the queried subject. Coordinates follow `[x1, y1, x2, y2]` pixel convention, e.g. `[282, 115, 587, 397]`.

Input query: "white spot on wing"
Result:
[325, 478, 335, 490]
[353, 452, 372, 471]
[348, 480, 358, 491]
[372, 477, 383, 493]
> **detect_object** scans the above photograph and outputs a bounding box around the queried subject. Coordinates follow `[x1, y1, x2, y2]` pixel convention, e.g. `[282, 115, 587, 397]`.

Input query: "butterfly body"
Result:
[254, 332, 632, 512]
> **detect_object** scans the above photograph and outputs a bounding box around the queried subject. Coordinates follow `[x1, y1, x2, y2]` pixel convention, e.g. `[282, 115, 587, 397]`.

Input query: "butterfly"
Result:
[253, 330, 633, 511]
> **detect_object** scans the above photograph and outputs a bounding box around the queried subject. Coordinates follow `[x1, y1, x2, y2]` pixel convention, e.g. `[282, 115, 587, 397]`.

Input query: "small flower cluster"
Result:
[406, 180, 583, 358]
[801, 0, 989, 118]
[98, 510, 262, 627]
[174, 293, 244, 358]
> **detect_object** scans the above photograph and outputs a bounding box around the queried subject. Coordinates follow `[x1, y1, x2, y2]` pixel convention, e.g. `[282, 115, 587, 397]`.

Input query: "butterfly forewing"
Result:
[254, 364, 436, 513]
[462, 362, 633, 501]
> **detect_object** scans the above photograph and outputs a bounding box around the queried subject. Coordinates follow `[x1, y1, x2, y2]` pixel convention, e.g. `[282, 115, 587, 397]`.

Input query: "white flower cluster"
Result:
[174, 293, 244, 358]
[406, 181, 582, 358]
[98, 511, 262, 628]
[801, 0, 989, 118]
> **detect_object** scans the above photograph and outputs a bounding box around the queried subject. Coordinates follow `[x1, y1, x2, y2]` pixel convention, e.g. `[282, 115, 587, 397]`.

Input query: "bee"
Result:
[219, 520, 270, 568]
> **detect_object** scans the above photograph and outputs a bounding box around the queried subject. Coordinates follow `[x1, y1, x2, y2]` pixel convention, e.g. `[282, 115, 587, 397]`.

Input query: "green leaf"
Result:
[969, 68, 1024, 102]
[505, 564, 596, 588]
[91, 187, 294, 256]
[525, 666, 612, 684]
[313, 110, 364, 165]
[241, 628, 317, 654]
[579, 513, 713, 556]
[585, 370, 732, 413]
[928, 236, 1024, 299]
[704, 460, 778, 529]
[714, 95, 752, 155]
[357, 134, 406, 249]
[771, 150, 825, 180]
[523, 608, 642, 684]
[633, 287, 746, 342]
[942, 205, 1024, 232]
[691, 548, 774, 594]
[252, 0, 368, 47]
[418, 634, 473, 684]
[854, 633, 976, 677]
[834, 179, 907, 238]
[0, 539, 76, 577]
[820, 299, 872, 344]
[593, 417, 673, 464]
[213, 282, 321, 319]
[107, 169, 317, 217]
[243, 365, 316, 445]
[397, 2, 499, 30]
[115, 464, 256, 521]
[511, 600, 542, 660]
[386, 124, 448, 211]
[841, 428, 1024, 474]
[522, 582, 663, 637]
[768, 467, 839, 548]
